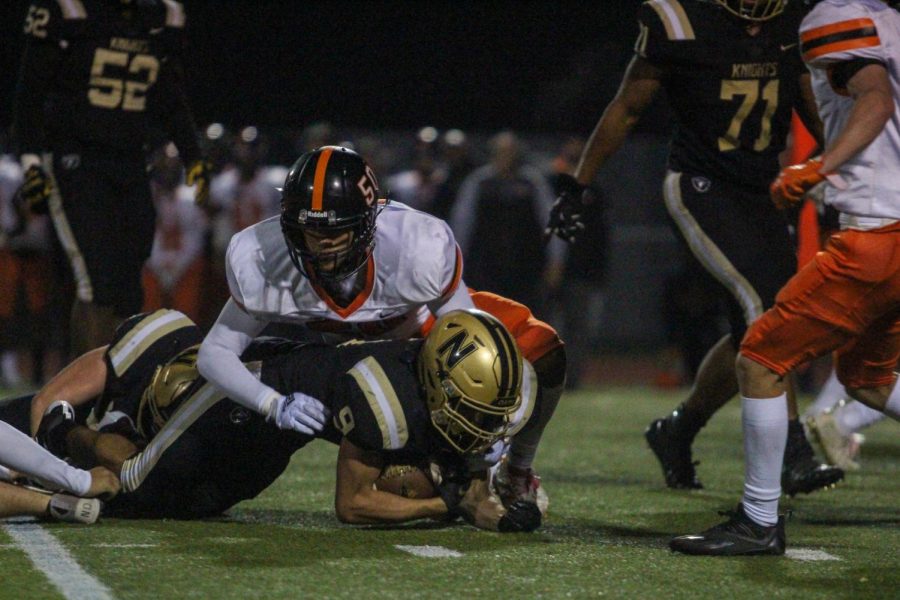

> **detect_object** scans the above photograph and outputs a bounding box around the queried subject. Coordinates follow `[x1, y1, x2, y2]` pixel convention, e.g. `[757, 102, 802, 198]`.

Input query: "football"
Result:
[374, 464, 437, 499]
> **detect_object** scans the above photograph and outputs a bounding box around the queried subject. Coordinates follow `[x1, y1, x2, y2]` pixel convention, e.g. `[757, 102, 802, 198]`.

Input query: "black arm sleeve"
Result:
[151, 56, 201, 164]
[10, 39, 61, 155]
[829, 58, 886, 91]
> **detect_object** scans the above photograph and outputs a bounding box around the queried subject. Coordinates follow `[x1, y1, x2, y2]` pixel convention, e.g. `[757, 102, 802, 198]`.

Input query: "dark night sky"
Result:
[1, 1, 656, 135]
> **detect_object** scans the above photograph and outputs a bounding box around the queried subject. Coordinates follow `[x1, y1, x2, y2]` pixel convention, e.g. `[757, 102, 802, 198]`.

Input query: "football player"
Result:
[546, 0, 843, 495]
[0, 420, 118, 523]
[26, 308, 540, 530]
[672, 0, 900, 555]
[10, 0, 209, 357]
[197, 146, 565, 511]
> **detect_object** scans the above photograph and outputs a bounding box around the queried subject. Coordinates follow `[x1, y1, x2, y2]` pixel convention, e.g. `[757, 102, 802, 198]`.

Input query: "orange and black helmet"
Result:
[280, 146, 381, 281]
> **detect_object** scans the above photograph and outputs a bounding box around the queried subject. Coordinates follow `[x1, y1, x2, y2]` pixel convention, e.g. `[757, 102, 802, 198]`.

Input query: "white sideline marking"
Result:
[786, 548, 841, 562]
[3, 522, 114, 600]
[91, 543, 157, 548]
[395, 544, 463, 558]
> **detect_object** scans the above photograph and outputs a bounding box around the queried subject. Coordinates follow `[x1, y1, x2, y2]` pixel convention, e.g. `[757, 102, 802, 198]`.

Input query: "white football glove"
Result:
[270, 392, 330, 435]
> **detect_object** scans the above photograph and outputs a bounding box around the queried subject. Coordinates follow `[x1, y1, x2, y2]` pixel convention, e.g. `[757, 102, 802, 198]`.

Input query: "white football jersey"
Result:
[225, 202, 463, 339]
[800, 0, 900, 219]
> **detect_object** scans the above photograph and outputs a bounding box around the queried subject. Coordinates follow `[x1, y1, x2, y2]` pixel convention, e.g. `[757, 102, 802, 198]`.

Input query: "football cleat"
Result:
[806, 410, 861, 471]
[645, 417, 703, 489]
[669, 504, 785, 556]
[493, 460, 549, 517]
[48, 493, 101, 525]
[781, 421, 844, 496]
[35, 400, 76, 458]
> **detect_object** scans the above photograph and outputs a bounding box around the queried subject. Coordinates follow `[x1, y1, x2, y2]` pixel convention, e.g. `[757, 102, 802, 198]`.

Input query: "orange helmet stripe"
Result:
[311, 147, 334, 211]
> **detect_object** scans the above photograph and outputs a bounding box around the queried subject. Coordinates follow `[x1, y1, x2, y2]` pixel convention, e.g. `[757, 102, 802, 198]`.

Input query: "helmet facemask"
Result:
[714, 0, 786, 21]
[282, 208, 377, 282]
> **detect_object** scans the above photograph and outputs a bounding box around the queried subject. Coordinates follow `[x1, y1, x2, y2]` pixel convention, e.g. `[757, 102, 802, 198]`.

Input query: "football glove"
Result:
[770, 157, 826, 210]
[17, 165, 53, 215]
[497, 499, 542, 533]
[186, 159, 212, 207]
[270, 392, 330, 436]
[545, 173, 586, 243]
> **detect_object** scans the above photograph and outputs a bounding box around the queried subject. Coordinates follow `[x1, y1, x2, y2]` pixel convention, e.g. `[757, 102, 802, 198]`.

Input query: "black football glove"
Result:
[544, 173, 586, 244]
[186, 159, 212, 207]
[498, 500, 542, 533]
[17, 165, 53, 216]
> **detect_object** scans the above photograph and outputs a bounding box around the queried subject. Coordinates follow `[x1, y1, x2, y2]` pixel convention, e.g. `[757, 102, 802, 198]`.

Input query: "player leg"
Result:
[470, 291, 564, 507]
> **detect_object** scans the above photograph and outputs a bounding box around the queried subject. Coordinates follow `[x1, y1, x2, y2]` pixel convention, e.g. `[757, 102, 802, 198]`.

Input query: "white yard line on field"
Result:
[3, 522, 115, 600]
[394, 544, 463, 558]
[786, 548, 841, 562]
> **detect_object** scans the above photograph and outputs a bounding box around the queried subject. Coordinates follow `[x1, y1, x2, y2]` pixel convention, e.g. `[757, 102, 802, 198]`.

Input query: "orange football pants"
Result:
[0, 250, 50, 318]
[741, 223, 900, 388]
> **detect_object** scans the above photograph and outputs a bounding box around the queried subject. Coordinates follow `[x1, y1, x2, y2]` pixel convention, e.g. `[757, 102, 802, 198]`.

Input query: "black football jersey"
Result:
[255, 338, 436, 465]
[12, 0, 197, 159]
[635, 0, 806, 192]
[98, 308, 203, 423]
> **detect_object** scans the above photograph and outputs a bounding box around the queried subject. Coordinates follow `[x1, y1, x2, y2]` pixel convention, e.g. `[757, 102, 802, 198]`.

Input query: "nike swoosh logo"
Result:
[780, 43, 798, 52]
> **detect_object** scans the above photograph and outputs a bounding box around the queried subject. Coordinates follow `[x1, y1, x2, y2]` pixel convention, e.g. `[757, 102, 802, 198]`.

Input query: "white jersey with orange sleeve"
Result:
[225, 201, 465, 339]
[799, 0, 900, 220]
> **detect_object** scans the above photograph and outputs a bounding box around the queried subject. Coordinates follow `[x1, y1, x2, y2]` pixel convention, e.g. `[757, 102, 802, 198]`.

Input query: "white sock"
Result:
[0, 421, 91, 496]
[741, 394, 788, 527]
[834, 401, 886, 434]
[806, 369, 844, 417]
[508, 383, 563, 470]
[884, 381, 900, 421]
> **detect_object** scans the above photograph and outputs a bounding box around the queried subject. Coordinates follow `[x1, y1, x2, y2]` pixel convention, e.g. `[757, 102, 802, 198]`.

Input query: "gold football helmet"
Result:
[714, 0, 786, 21]
[418, 309, 523, 454]
[137, 345, 200, 438]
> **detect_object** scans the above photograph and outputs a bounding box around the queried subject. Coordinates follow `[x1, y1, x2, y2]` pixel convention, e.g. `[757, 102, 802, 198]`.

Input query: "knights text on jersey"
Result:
[800, 0, 900, 218]
[225, 203, 463, 339]
[13, 0, 188, 154]
[635, 0, 806, 191]
[100, 309, 202, 421]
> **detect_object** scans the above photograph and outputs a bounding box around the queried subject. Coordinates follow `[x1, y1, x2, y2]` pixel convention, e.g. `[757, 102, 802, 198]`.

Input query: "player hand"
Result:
[16, 165, 53, 215]
[272, 392, 331, 435]
[186, 159, 212, 207]
[770, 157, 826, 210]
[545, 173, 586, 243]
[86, 466, 121, 500]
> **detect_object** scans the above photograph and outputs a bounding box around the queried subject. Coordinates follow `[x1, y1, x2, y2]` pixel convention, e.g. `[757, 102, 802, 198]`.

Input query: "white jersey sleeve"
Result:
[389, 206, 464, 304]
[800, 0, 891, 67]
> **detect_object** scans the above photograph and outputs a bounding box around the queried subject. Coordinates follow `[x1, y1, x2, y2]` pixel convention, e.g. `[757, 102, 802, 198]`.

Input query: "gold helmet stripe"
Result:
[108, 310, 196, 376]
[311, 147, 334, 212]
[471, 311, 519, 399]
[647, 0, 695, 42]
[347, 357, 408, 450]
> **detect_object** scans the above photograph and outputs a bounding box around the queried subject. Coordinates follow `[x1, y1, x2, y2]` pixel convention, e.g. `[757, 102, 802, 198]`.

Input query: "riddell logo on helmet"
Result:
[298, 209, 337, 223]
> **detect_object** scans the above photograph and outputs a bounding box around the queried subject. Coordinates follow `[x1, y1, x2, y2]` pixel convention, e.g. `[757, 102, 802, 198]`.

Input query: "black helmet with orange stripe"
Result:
[280, 146, 381, 281]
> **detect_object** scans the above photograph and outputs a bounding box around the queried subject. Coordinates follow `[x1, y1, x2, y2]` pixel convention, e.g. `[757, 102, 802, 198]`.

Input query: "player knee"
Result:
[531, 346, 566, 389]
[735, 353, 781, 393]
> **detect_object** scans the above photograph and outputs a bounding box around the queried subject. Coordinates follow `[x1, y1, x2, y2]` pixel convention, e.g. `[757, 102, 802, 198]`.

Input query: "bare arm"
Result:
[574, 55, 663, 186]
[30, 347, 108, 436]
[334, 438, 447, 524]
[796, 71, 825, 147]
[821, 63, 894, 173]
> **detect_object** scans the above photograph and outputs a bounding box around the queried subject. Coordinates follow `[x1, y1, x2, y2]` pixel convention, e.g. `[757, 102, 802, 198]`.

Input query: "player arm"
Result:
[574, 55, 662, 186]
[334, 438, 447, 524]
[820, 63, 894, 173]
[795, 72, 825, 148]
[29, 347, 109, 436]
[153, 56, 201, 165]
[196, 298, 278, 417]
[11, 36, 61, 163]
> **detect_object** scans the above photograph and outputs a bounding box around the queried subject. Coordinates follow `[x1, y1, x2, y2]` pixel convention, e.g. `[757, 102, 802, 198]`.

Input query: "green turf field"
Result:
[0, 386, 896, 599]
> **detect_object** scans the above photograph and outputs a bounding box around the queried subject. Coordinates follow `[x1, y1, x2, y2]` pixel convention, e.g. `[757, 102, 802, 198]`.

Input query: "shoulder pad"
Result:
[106, 309, 200, 377]
[801, 1, 883, 65]
[160, 0, 185, 28]
[345, 356, 410, 451]
[636, 0, 696, 58]
[22, 0, 82, 41]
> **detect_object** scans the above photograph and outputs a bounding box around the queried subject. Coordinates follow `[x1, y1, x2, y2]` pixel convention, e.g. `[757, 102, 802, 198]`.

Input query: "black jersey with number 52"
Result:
[635, 0, 806, 192]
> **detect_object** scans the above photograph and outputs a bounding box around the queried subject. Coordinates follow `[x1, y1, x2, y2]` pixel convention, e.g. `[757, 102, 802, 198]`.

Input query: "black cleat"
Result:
[781, 421, 844, 496]
[645, 417, 703, 489]
[670, 503, 785, 556]
[35, 400, 76, 458]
